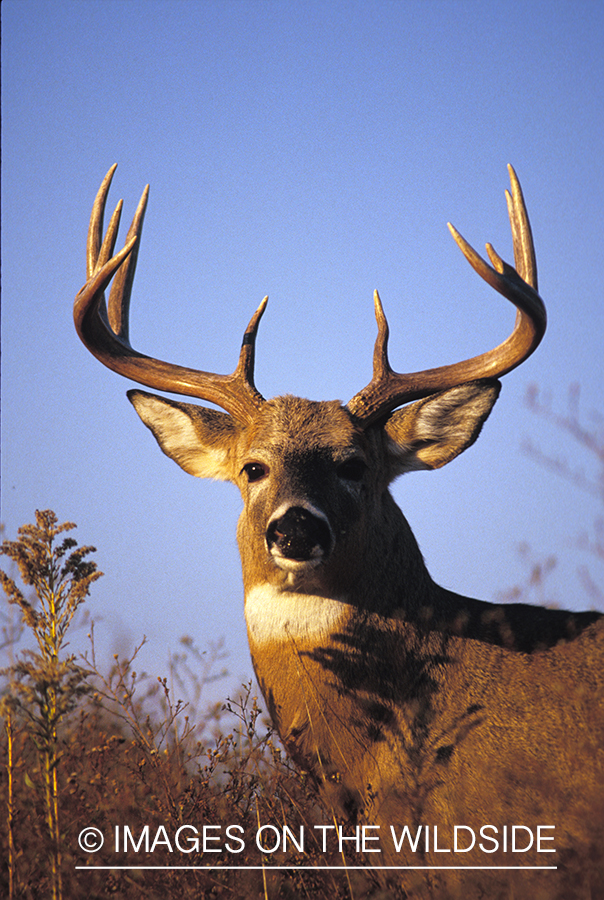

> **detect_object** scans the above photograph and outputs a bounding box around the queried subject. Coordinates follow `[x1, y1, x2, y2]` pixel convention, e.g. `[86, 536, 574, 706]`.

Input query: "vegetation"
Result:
[0, 511, 381, 900]
[1, 511, 100, 900]
[498, 384, 604, 611]
[524, 383, 603, 607]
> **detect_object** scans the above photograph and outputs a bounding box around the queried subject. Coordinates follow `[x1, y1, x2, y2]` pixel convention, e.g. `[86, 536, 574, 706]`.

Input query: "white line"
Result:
[76, 865, 558, 871]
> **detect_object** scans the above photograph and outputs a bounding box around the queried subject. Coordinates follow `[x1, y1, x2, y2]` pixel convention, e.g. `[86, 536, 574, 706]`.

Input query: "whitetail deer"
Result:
[75, 167, 603, 898]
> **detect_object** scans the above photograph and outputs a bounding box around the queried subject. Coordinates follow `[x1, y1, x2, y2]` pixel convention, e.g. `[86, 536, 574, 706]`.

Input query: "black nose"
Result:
[266, 507, 332, 561]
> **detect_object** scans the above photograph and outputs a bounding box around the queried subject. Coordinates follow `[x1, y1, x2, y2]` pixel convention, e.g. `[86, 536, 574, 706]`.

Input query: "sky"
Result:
[2, 0, 603, 701]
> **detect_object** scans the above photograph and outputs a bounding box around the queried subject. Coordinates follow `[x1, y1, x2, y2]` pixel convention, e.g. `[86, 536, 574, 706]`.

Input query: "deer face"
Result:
[127, 381, 500, 599]
[127, 391, 380, 593]
[234, 396, 380, 594]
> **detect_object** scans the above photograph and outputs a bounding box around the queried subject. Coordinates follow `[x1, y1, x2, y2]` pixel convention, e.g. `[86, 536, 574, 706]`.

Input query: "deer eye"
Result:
[337, 458, 367, 482]
[241, 462, 269, 483]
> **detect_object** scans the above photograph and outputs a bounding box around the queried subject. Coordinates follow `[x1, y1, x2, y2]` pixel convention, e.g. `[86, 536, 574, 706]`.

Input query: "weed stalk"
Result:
[1, 510, 101, 900]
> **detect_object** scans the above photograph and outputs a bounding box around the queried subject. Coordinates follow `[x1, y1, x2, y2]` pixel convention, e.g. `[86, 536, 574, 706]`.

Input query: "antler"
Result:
[347, 165, 546, 426]
[74, 165, 267, 423]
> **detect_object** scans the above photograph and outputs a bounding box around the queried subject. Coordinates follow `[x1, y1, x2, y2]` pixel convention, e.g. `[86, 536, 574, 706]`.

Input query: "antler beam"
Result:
[346, 166, 546, 426]
[74, 165, 267, 424]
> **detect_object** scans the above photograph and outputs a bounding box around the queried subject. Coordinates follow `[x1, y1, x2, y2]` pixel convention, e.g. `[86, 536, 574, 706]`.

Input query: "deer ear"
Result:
[127, 390, 241, 481]
[384, 380, 501, 474]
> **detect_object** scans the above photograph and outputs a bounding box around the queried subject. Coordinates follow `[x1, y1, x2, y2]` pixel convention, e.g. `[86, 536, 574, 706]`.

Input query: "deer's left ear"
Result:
[384, 379, 501, 474]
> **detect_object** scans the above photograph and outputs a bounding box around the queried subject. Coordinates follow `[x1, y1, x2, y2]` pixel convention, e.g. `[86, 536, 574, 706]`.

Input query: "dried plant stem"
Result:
[43, 688, 61, 900]
[5, 710, 15, 900]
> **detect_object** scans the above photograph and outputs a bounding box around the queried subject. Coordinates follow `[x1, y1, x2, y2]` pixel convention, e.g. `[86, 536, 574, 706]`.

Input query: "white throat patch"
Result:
[245, 583, 351, 645]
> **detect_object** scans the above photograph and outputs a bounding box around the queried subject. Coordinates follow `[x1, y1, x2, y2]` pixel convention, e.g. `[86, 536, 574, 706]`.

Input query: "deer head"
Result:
[74, 165, 545, 611]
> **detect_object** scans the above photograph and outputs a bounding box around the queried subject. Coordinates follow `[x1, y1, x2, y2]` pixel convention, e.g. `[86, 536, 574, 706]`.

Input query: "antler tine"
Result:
[87, 163, 120, 279]
[505, 163, 537, 290]
[74, 167, 267, 423]
[371, 289, 392, 380]
[347, 167, 546, 427]
[105, 182, 148, 341]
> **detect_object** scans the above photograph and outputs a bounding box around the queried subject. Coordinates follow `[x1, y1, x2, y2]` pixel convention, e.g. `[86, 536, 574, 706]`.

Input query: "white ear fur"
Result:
[384, 380, 501, 475]
[128, 390, 239, 481]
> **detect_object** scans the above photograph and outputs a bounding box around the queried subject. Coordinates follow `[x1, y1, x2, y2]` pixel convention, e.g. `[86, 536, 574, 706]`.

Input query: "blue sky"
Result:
[2, 0, 603, 694]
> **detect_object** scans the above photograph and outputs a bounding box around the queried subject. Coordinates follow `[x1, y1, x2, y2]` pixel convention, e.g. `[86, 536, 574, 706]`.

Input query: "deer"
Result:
[74, 166, 603, 898]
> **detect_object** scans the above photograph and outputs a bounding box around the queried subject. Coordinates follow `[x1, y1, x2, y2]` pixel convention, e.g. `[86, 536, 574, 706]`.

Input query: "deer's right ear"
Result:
[128, 390, 240, 481]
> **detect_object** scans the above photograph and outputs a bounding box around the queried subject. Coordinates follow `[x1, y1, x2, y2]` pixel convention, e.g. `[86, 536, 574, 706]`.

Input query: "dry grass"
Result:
[0, 512, 387, 900]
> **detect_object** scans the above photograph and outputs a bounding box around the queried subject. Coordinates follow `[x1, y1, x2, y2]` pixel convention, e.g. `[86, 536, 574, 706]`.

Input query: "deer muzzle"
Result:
[266, 505, 333, 570]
